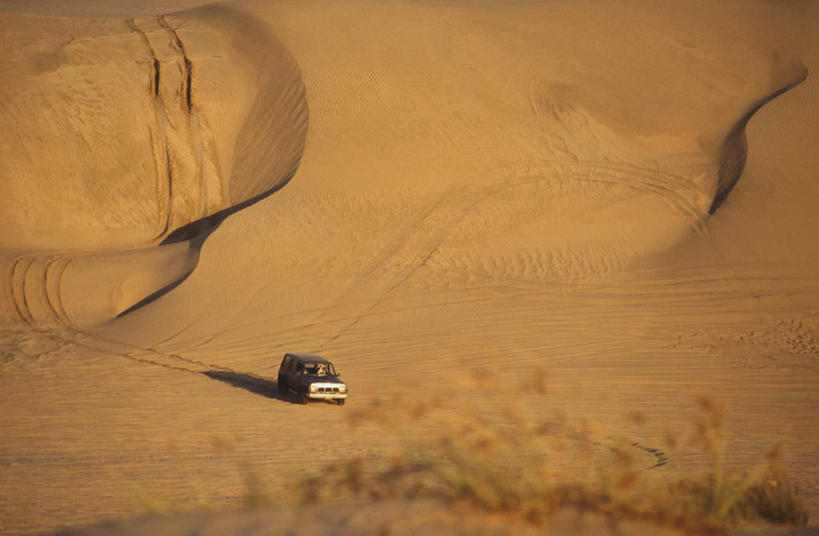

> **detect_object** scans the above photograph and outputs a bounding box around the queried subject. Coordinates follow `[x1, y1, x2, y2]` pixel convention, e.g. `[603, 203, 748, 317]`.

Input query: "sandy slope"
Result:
[0, 0, 818, 534]
[0, 3, 306, 324]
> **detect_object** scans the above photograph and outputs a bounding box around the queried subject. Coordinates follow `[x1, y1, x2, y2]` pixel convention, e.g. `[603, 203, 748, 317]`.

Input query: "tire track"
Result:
[156, 13, 205, 226]
[5, 252, 247, 380]
[313, 158, 710, 349]
[129, 14, 216, 240]
[41, 256, 73, 326]
[314, 185, 494, 350]
[156, 14, 202, 220]
[156, 15, 193, 114]
[530, 159, 707, 233]
[562, 429, 671, 470]
[317, 186, 459, 316]
[126, 17, 174, 243]
[8, 256, 35, 326]
[168, 156, 720, 354]
[156, 14, 225, 221]
[631, 442, 670, 468]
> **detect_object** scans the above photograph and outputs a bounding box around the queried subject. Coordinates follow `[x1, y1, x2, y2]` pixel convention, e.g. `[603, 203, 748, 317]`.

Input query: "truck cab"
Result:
[277, 353, 348, 405]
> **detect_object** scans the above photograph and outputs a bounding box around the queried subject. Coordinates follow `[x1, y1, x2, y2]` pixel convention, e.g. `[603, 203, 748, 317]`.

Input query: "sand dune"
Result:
[1, 0, 818, 534]
[2, 0, 807, 327]
[1, 3, 306, 324]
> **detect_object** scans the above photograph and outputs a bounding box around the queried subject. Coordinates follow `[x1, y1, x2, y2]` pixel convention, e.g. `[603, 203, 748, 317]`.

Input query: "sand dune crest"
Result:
[1, 4, 307, 326]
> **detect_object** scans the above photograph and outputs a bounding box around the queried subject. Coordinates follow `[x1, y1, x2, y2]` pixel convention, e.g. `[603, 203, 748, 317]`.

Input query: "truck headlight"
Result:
[338, 385, 347, 393]
[309, 385, 318, 392]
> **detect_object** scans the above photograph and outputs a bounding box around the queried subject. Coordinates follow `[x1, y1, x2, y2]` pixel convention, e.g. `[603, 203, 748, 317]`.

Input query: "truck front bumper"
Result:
[307, 391, 348, 401]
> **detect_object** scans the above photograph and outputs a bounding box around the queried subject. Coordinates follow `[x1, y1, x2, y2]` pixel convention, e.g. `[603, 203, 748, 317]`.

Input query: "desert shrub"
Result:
[298, 370, 808, 533]
[653, 397, 808, 531]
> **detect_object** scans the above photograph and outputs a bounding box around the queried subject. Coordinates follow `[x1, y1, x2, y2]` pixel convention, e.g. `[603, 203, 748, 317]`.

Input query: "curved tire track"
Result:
[126, 17, 174, 243]
[5, 251, 246, 378]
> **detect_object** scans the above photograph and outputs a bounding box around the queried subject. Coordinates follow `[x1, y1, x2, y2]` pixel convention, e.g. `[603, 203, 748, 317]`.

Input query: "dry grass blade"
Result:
[297, 373, 808, 533]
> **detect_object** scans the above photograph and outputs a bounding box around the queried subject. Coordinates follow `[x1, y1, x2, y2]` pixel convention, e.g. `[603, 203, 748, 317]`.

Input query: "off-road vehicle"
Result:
[277, 353, 348, 405]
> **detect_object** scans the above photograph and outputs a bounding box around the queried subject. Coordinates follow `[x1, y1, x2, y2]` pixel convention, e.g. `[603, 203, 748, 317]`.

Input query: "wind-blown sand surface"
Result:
[1, 0, 818, 534]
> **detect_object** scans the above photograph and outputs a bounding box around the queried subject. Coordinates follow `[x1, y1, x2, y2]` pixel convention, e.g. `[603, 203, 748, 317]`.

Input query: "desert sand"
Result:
[1, 0, 818, 534]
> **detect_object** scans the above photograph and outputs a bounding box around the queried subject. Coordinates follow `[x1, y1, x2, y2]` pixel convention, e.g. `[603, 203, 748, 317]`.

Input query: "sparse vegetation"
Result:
[652, 397, 808, 531]
[297, 370, 808, 534]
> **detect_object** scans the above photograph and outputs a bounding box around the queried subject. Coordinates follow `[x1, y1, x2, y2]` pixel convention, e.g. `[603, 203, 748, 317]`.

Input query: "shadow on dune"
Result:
[203, 370, 301, 404]
[114, 229, 214, 318]
[159, 171, 297, 245]
[708, 53, 808, 214]
[117, 179, 299, 318]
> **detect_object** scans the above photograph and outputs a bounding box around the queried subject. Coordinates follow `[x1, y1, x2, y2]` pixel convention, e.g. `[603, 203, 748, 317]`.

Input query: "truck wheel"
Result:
[300, 391, 310, 404]
[278, 378, 288, 396]
[337, 399, 346, 406]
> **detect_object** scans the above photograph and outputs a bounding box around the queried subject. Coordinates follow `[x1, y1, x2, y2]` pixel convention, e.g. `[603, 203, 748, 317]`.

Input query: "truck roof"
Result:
[285, 352, 333, 364]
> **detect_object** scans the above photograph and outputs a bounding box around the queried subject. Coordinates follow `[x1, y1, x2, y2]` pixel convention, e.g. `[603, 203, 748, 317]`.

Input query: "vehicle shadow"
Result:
[203, 370, 300, 404]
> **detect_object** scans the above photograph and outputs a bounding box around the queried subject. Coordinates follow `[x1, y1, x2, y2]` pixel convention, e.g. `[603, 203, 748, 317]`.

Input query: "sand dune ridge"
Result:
[1, 4, 308, 327]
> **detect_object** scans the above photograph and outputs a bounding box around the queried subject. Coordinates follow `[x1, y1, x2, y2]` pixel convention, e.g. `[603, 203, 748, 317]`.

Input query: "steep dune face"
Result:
[0, 4, 307, 326]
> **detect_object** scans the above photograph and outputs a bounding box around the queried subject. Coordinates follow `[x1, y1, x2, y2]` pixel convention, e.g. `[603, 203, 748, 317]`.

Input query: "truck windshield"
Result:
[304, 363, 334, 376]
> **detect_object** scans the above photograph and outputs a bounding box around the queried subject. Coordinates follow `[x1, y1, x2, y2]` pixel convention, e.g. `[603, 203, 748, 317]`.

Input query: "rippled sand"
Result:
[1, 0, 817, 534]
